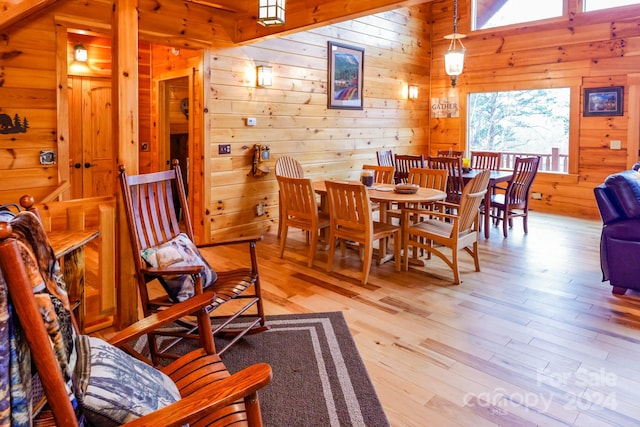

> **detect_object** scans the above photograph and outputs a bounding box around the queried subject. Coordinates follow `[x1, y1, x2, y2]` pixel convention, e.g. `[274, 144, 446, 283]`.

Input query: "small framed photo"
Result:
[583, 86, 624, 117]
[327, 41, 364, 110]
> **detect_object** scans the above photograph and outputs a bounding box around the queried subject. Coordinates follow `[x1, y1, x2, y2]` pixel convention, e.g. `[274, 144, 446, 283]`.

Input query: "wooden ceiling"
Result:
[0, 0, 435, 44]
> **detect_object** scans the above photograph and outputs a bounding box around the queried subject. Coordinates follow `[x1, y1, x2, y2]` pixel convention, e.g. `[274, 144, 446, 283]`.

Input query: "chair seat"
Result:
[147, 268, 257, 311]
[402, 170, 490, 284]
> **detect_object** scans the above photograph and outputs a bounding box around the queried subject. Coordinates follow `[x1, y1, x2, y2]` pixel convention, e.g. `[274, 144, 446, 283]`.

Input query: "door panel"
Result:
[84, 80, 113, 197]
[69, 77, 113, 198]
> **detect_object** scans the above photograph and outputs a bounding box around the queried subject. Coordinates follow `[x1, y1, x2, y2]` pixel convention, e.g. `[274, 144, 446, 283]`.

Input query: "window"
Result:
[584, 0, 640, 11]
[473, 0, 563, 30]
[467, 88, 570, 173]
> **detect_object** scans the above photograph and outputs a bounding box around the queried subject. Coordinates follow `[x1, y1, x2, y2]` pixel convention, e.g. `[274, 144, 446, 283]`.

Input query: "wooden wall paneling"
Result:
[627, 73, 640, 168]
[204, 8, 432, 239]
[55, 26, 71, 200]
[138, 41, 153, 173]
[0, 0, 58, 33]
[0, 88, 56, 109]
[429, 0, 640, 218]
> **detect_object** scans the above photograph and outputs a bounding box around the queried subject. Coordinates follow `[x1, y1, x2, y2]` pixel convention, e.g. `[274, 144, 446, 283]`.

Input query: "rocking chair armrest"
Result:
[108, 291, 216, 347]
[141, 265, 205, 276]
[123, 363, 273, 427]
[196, 234, 264, 249]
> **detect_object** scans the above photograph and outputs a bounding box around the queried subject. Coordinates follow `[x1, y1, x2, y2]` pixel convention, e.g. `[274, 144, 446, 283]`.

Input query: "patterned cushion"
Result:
[74, 335, 181, 426]
[141, 233, 217, 302]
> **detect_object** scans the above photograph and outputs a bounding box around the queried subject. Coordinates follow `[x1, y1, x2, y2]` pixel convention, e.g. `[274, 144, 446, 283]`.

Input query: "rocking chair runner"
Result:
[119, 160, 268, 363]
[0, 213, 272, 426]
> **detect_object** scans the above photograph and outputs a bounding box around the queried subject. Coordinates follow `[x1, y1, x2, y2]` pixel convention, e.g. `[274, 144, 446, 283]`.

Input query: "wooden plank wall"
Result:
[429, 0, 640, 219]
[205, 6, 432, 240]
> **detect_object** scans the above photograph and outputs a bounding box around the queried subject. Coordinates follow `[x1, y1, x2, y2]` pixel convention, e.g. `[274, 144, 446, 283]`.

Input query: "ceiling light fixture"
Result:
[74, 44, 88, 62]
[257, 0, 285, 27]
[444, 0, 466, 87]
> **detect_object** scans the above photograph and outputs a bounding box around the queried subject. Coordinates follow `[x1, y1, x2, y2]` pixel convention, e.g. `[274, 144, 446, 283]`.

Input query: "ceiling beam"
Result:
[0, 0, 59, 33]
[233, 0, 434, 44]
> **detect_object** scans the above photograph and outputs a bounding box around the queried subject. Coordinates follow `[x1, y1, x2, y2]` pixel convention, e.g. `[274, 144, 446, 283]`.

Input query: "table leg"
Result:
[484, 192, 491, 239]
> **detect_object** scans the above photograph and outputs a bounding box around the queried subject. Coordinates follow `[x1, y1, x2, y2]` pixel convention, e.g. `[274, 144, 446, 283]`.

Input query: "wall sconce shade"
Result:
[74, 44, 88, 62]
[444, 0, 466, 87]
[256, 65, 273, 87]
[408, 85, 419, 100]
[258, 0, 285, 27]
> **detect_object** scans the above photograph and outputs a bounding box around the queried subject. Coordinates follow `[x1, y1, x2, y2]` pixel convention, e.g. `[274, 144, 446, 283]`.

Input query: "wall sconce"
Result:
[74, 44, 88, 62]
[256, 65, 273, 87]
[257, 0, 285, 27]
[444, 0, 466, 87]
[408, 85, 419, 100]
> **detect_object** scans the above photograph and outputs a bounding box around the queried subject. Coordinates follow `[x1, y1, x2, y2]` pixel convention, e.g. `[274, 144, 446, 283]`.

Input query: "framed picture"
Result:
[583, 86, 624, 117]
[328, 41, 364, 109]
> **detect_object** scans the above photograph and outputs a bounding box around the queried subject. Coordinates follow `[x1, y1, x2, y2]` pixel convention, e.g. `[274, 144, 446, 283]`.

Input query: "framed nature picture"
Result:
[328, 41, 364, 109]
[583, 86, 624, 116]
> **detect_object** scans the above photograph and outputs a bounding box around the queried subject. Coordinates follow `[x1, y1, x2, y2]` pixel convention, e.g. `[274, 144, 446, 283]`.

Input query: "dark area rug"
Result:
[215, 311, 389, 427]
[151, 311, 389, 426]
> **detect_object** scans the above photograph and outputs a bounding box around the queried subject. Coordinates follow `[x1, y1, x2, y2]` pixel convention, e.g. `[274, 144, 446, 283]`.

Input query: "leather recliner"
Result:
[594, 170, 640, 295]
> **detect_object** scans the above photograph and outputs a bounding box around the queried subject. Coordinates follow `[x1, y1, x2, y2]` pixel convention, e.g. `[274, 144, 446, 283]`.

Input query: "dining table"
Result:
[313, 180, 447, 264]
[461, 169, 513, 239]
[313, 180, 447, 221]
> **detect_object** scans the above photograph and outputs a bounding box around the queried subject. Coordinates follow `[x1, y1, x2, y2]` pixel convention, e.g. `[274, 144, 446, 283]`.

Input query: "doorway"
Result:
[68, 76, 114, 199]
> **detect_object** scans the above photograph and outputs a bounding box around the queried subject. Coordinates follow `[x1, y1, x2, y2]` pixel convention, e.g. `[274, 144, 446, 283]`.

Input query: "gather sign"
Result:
[430, 96, 459, 118]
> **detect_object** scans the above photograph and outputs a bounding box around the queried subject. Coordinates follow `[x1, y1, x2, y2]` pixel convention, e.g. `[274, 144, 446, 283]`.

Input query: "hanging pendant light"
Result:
[257, 0, 285, 27]
[444, 0, 466, 87]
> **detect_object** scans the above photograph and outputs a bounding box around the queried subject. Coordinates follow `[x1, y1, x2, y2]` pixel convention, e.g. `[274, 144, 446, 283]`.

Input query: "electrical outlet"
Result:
[256, 201, 265, 216]
[246, 117, 257, 126]
[531, 192, 543, 200]
[610, 140, 622, 150]
[218, 144, 231, 154]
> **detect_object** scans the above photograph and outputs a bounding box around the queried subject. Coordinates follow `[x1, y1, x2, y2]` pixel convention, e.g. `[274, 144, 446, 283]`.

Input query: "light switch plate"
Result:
[246, 117, 257, 126]
[610, 140, 622, 150]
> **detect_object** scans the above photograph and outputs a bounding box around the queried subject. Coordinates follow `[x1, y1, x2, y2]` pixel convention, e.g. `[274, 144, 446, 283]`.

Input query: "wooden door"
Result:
[67, 76, 116, 332]
[69, 77, 114, 198]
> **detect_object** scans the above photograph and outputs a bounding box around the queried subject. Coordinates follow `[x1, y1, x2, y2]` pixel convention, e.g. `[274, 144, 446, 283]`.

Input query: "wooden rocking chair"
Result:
[119, 160, 268, 363]
[0, 212, 271, 426]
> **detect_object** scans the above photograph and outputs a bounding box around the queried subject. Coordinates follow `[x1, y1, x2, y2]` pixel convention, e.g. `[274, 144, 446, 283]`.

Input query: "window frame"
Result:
[581, 0, 640, 12]
[461, 79, 581, 177]
[471, 0, 640, 33]
[471, 0, 570, 32]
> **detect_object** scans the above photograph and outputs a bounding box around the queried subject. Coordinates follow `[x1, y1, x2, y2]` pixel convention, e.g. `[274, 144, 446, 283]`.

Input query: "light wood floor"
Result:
[195, 211, 640, 427]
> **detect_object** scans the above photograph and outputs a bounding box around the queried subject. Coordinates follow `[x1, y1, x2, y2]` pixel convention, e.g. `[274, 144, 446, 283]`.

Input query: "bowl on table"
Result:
[393, 183, 419, 194]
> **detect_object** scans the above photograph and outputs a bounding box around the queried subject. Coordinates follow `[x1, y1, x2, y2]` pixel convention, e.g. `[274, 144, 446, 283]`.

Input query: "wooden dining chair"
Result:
[437, 149, 464, 157]
[0, 211, 272, 427]
[394, 154, 425, 184]
[325, 180, 400, 284]
[275, 156, 305, 239]
[376, 149, 394, 167]
[402, 170, 490, 284]
[277, 175, 330, 267]
[471, 151, 502, 170]
[119, 160, 268, 363]
[428, 155, 465, 205]
[489, 156, 541, 238]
